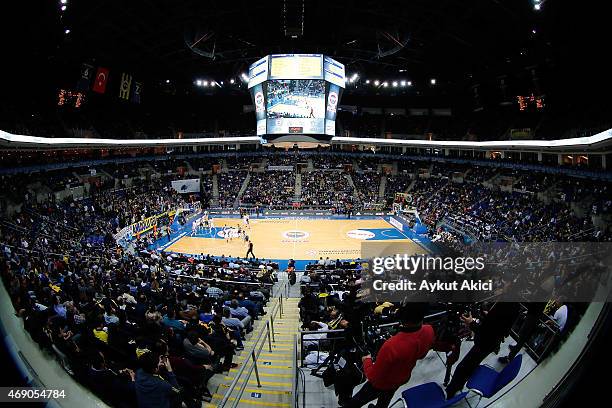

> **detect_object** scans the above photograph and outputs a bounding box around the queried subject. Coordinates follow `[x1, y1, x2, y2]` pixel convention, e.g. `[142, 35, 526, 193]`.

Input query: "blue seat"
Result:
[466, 354, 523, 404]
[389, 382, 468, 408]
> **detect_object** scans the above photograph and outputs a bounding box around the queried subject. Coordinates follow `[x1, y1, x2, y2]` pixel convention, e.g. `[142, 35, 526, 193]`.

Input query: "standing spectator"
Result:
[344, 303, 434, 408]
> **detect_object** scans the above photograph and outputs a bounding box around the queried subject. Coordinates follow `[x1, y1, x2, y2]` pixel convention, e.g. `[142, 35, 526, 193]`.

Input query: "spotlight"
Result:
[61, 5, 67, 11]
[374, 80, 380, 86]
[407, 81, 412, 86]
[392, 81, 398, 87]
[365, 79, 370, 84]
[241, 73, 249, 82]
[534, 3, 541, 10]
[166, 79, 170, 84]
[195, 80, 202, 86]
[64, 29, 70, 34]
[382, 81, 388, 87]
[60, 0, 68, 4]
[220, 81, 224, 85]
[430, 78, 436, 85]
[202, 80, 209, 87]
[400, 80, 406, 87]
[351, 73, 359, 81]
[230, 79, 235, 84]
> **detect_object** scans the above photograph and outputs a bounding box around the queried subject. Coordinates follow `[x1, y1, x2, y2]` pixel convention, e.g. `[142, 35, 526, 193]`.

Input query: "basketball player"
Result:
[243, 213, 250, 229]
[208, 217, 215, 234]
[191, 219, 198, 236]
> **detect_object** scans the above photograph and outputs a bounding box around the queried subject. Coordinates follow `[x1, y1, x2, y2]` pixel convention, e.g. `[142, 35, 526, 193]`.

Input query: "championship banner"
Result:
[171, 178, 200, 193]
[119, 73, 133, 100]
[92, 67, 109, 94]
[131, 81, 142, 104]
[77, 63, 94, 91]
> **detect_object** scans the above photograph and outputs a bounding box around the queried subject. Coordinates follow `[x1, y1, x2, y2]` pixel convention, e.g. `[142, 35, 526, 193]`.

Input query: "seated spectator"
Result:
[87, 351, 137, 407]
[135, 352, 181, 408]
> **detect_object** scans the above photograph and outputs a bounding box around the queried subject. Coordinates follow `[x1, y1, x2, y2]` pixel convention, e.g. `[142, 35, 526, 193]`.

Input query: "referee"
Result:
[246, 240, 255, 259]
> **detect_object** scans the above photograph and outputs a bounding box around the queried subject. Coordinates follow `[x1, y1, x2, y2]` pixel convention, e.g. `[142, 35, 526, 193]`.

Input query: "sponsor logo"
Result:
[389, 217, 403, 231]
[347, 229, 375, 240]
[282, 230, 310, 240]
[327, 91, 338, 113]
[254, 92, 265, 112]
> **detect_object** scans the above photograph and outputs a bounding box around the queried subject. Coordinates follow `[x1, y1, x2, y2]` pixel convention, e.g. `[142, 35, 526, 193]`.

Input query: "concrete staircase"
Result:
[406, 178, 417, 192]
[212, 174, 220, 206]
[206, 283, 300, 408]
[345, 173, 360, 203]
[234, 173, 252, 208]
[294, 173, 302, 201]
[378, 175, 387, 200]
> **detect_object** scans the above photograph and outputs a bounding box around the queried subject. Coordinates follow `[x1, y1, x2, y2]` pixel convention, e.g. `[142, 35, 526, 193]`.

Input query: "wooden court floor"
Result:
[164, 217, 425, 261]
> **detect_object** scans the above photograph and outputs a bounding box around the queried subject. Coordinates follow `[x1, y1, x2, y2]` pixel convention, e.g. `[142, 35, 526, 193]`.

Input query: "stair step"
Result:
[221, 377, 293, 389]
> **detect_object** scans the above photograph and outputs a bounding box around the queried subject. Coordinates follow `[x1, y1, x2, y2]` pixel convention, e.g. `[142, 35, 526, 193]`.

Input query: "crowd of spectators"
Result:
[352, 172, 383, 206]
[0, 181, 276, 407]
[300, 171, 355, 209]
[218, 172, 247, 208]
[240, 171, 296, 208]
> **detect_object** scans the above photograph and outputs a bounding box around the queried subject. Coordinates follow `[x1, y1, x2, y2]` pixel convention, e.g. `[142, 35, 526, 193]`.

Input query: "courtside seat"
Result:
[390, 382, 467, 408]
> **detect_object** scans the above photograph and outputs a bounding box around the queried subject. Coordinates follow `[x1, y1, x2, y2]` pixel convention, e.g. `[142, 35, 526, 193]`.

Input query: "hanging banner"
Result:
[171, 178, 201, 193]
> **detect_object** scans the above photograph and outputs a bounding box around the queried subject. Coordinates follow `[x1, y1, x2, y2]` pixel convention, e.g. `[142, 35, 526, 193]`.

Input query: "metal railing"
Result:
[298, 310, 450, 367]
[217, 280, 288, 408]
[510, 303, 561, 363]
[292, 333, 306, 408]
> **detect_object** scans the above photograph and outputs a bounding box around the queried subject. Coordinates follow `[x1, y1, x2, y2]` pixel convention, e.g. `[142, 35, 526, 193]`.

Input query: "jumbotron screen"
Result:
[248, 54, 345, 136]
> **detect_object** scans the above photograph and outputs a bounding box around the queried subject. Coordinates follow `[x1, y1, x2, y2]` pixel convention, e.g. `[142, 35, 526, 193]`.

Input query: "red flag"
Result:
[92, 67, 109, 93]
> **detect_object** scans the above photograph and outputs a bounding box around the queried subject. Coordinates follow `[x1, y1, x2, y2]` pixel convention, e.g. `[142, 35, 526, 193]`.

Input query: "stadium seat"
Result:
[465, 354, 523, 406]
[389, 382, 468, 408]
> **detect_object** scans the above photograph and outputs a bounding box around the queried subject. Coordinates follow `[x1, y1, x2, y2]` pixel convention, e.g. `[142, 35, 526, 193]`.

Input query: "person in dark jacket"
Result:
[135, 351, 181, 408]
[87, 352, 137, 407]
[445, 301, 521, 398]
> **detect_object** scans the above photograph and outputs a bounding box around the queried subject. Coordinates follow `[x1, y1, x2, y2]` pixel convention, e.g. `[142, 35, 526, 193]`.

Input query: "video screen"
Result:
[266, 80, 325, 119]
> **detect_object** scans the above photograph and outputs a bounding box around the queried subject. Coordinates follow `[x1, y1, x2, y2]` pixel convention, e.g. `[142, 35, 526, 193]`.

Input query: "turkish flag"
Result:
[92, 67, 109, 93]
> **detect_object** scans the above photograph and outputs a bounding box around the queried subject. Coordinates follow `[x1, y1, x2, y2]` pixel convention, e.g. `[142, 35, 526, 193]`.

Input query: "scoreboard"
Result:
[270, 54, 322, 79]
[248, 54, 345, 136]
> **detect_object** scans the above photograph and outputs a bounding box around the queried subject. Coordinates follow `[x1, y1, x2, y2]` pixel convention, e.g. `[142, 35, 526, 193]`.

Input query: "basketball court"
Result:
[157, 216, 428, 268]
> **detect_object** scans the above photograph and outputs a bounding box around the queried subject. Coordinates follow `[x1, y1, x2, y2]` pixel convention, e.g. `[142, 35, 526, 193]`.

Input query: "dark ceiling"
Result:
[3, 0, 608, 107]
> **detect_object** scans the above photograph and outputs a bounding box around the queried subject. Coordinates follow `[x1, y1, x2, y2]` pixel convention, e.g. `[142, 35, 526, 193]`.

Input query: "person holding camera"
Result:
[445, 301, 520, 398]
[344, 303, 434, 408]
[135, 352, 181, 408]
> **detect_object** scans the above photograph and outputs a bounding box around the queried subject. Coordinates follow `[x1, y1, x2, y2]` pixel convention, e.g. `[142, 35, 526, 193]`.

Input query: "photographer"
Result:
[344, 303, 434, 408]
[445, 301, 520, 398]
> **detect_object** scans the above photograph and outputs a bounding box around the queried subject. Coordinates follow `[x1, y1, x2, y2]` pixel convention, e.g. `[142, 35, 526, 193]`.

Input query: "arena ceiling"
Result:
[9, 1, 599, 93]
[5, 0, 606, 113]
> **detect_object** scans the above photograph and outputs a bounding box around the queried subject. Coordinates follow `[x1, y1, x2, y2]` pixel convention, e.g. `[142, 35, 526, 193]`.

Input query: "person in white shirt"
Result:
[303, 321, 329, 349]
[550, 303, 568, 332]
